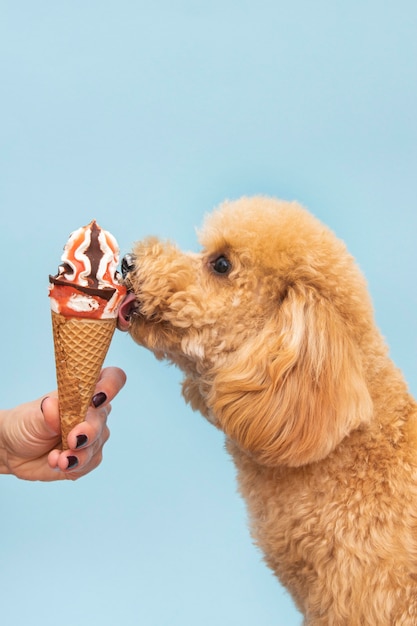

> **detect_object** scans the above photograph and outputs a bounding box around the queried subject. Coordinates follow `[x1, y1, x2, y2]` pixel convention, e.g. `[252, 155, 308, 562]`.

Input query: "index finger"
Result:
[93, 367, 127, 405]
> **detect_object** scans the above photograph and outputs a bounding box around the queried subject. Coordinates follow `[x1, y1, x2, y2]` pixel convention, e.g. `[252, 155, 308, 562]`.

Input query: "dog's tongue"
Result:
[117, 292, 137, 331]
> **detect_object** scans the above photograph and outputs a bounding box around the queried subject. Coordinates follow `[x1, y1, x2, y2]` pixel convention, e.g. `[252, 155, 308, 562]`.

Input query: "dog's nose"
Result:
[121, 254, 136, 278]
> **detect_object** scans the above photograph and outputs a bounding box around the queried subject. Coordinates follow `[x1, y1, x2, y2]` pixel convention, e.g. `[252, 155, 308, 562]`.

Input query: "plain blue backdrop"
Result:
[1, 2, 416, 625]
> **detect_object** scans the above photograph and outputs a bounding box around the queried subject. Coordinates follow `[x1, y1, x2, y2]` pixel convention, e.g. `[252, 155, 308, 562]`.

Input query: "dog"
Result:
[118, 196, 417, 625]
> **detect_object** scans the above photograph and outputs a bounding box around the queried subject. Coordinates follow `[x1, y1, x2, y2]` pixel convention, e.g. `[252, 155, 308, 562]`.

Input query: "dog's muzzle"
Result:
[117, 254, 138, 331]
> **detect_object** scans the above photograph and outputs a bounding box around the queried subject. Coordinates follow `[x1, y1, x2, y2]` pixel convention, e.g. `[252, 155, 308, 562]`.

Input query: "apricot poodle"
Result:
[118, 196, 417, 625]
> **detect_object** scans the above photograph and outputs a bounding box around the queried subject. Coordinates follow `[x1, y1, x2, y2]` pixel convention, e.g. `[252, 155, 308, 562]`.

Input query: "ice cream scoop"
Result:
[49, 220, 126, 449]
[49, 219, 126, 319]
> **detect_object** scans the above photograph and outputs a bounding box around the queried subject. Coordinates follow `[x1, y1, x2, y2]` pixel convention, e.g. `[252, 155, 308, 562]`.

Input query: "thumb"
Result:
[39, 393, 61, 437]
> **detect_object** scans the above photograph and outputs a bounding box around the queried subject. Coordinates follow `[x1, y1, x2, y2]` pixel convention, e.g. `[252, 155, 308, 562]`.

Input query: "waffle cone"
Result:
[51, 311, 116, 449]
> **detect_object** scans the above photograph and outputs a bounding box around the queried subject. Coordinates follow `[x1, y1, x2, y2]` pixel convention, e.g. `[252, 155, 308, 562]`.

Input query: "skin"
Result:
[0, 366, 126, 481]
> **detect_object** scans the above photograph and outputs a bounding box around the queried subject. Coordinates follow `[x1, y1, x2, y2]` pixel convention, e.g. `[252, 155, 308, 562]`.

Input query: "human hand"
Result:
[0, 366, 126, 481]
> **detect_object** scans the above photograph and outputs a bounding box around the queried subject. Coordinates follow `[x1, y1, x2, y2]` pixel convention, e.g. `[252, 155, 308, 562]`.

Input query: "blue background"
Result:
[1, 2, 416, 625]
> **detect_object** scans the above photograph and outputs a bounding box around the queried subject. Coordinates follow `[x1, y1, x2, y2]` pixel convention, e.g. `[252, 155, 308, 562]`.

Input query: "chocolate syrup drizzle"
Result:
[49, 220, 116, 301]
[86, 220, 101, 289]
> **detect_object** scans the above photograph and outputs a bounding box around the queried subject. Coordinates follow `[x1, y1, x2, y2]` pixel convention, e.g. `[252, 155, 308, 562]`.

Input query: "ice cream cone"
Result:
[49, 220, 126, 449]
[51, 311, 116, 449]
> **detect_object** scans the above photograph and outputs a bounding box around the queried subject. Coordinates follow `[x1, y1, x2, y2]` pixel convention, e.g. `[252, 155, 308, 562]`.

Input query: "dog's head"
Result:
[119, 197, 373, 467]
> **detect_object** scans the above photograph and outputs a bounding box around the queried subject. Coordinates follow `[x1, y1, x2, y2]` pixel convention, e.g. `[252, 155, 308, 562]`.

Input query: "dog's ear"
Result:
[208, 285, 373, 467]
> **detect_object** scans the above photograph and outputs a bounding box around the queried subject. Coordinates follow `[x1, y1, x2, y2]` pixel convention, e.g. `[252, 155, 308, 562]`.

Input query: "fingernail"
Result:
[40, 396, 49, 414]
[66, 456, 79, 470]
[76, 434, 88, 449]
[92, 392, 107, 408]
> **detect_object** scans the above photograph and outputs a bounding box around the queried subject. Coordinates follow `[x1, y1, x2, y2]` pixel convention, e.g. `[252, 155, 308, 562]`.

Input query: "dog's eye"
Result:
[211, 256, 232, 275]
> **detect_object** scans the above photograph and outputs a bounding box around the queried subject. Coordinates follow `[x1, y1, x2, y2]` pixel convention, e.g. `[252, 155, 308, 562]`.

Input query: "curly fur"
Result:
[122, 196, 417, 624]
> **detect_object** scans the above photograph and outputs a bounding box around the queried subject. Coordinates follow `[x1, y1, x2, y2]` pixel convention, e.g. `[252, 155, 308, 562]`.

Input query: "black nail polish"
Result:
[92, 392, 107, 408]
[76, 434, 88, 449]
[67, 456, 79, 470]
